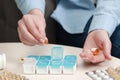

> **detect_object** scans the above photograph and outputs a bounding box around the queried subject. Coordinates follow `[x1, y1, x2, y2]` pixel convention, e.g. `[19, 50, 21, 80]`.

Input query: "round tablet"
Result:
[88, 72, 94, 77]
[96, 70, 101, 74]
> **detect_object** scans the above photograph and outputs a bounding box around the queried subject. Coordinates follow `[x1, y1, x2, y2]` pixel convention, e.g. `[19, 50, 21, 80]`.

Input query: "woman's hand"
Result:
[80, 30, 112, 63]
[18, 9, 47, 46]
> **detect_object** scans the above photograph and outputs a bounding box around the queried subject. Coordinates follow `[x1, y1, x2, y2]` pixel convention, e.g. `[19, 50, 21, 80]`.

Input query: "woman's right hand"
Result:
[18, 9, 47, 46]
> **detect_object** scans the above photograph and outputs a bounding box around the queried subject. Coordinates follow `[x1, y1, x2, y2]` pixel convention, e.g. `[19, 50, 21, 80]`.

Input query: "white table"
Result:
[0, 43, 120, 80]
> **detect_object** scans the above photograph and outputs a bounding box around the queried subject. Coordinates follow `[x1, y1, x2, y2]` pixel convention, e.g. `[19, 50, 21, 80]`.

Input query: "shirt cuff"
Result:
[15, 0, 45, 15]
[89, 15, 118, 37]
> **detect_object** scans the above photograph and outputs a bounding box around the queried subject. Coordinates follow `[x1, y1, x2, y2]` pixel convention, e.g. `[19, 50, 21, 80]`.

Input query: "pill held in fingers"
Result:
[44, 39, 48, 44]
[91, 48, 100, 56]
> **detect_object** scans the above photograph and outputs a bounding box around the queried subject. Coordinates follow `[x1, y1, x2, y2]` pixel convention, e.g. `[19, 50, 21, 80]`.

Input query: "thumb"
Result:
[102, 40, 112, 60]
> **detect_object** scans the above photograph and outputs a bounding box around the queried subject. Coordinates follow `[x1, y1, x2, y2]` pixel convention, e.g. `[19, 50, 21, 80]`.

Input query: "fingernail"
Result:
[45, 40, 48, 44]
[44, 37, 48, 44]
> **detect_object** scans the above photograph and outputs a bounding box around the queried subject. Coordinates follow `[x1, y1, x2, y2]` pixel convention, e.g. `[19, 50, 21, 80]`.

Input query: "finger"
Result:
[18, 28, 35, 46]
[21, 37, 35, 46]
[89, 51, 106, 64]
[80, 52, 91, 63]
[80, 49, 106, 64]
[22, 15, 45, 43]
[80, 52, 86, 58]
[18, 27, 38, 45]
[80, 50, 90, 57]
[82, 58, 91, 63]
[33, 17, 48, 42]
[33, 15, 46, 36]
[80, 49, 92, 63]
[102, 40, 112, 60]
[18, 20, 39, 44]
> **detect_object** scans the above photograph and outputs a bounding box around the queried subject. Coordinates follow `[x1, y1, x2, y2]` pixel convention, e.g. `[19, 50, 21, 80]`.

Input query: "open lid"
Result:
[51, 46, 63, 60]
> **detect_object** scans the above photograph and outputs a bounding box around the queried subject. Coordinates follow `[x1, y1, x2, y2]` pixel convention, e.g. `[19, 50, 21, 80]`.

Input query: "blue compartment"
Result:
[39, 56, 51, 61]
[27, 55, 40, 61]
[63, 55, 76, 68]
[51, 46, 63, 60]
[63, 60, 76, 68]
[36, 60, 49, 68]
[49, 60, 62, 68]
[64, 55, 77, 61]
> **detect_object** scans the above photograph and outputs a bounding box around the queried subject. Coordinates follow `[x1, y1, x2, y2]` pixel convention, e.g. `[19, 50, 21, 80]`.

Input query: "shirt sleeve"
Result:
[15, 0, 46, 15]
[89, 0, 120, 36]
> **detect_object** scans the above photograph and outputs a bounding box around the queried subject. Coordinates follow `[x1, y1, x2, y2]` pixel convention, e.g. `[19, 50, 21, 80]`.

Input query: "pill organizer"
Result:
[22, 58, 37, 74]
[49, 46, 63, 74]
[63, 55, 77, 61]
[39, 56, 51, 61]
[51, 46, 63, 60]
[27, 55, 40, 61]
[21, 46, 77, 75]
[49, 60, 63, 74]
[86, 66, 120, 80]
[63, 55, 77, 74]
[36, 60, 49, 74]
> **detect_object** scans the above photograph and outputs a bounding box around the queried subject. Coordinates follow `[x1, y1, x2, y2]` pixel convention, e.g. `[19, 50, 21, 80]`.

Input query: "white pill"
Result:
[109, 78, 114, 80]
[96, 77, 102, 80]
[91, 74, 98, 79]
[96, 70, 101, 74]
[98, 72, 105, 77]
[102, 70, 108, 75]
[103, 75, 109, 80]
[88, 72, 94, 77]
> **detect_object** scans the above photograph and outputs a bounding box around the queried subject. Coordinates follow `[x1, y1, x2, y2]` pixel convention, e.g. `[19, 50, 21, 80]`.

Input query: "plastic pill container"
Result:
[0, 53, 6, 70]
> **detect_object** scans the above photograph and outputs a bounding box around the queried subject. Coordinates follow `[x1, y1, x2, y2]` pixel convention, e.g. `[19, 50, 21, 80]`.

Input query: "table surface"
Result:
[0, 43, 120, 80]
